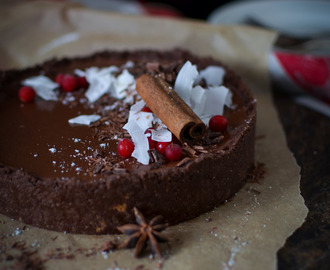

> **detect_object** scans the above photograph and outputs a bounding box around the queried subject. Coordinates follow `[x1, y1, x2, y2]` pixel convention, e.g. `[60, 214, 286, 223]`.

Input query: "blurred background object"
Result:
[207, 0, 330, 38]
[207, 0, 330, 116]
[70, 0, 231, 18]
[139, 0, 231, 18]
[69, 0, 330, 114]
[70, 0, 184, 17]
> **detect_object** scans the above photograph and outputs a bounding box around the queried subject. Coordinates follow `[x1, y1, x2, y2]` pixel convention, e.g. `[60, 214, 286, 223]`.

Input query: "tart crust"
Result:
[0, 49, 256, 234]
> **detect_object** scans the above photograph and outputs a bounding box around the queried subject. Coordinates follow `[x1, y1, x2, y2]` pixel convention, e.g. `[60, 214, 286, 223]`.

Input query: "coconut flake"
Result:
[225, 90, 234, 109]
[123, 95, 134, 104]
[174, 61, 233, 125]
[68, 114, 101, 125]
[195, 66, 225, 86]
[104, 102, 119, 111]
[123, 100, 151, 164]
[22, 75, 58, 101]
[122, 61, 134, 68]
[75, 67, 135, 102]
[173, 61, 198, 105]
[124, 119, 150, 165]
[76, 66, 118, 103]
[190, 85, 206, 116]
[128, 100, 145, 113]
[151, 124, 172, 142]
[200, 86, 231, 123]
[128, 101, 154, 130]
[189, 85, 231, 124]
[135, 111, 154, 131]
[112, 69, 135, 99]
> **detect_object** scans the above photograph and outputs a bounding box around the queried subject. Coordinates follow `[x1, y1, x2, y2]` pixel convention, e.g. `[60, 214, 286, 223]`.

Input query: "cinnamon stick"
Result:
[136, 74, 206, 143]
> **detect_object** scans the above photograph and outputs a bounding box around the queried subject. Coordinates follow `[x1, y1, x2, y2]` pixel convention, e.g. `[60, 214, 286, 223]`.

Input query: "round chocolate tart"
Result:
[0, 49, 256, 234]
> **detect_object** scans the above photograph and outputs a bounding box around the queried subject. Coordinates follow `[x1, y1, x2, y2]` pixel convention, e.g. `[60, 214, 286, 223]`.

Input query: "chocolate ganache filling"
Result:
[1, 51, 250, 180]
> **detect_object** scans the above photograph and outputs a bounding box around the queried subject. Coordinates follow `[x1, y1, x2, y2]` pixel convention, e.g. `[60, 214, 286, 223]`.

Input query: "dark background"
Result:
[272, 84, 330, 270]
[141, 0, 232, 19]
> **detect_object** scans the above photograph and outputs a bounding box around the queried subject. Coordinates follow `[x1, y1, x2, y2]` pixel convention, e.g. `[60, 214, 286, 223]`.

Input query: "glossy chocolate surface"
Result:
[0, 50, 251, 180]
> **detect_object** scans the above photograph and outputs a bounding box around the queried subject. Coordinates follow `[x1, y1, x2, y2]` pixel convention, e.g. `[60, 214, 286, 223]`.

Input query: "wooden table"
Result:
[272, 85, 330, 269]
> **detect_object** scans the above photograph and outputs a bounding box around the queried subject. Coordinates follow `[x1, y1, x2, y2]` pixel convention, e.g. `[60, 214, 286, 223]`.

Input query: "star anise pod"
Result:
[117, 207, 169, 259]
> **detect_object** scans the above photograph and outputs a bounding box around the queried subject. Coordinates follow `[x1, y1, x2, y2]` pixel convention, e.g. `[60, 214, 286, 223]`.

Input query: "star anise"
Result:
[117, 207, 169, 259]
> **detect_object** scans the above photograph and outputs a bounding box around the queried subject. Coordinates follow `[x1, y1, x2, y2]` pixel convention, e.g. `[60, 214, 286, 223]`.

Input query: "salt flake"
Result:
[49, 148, 56, 153]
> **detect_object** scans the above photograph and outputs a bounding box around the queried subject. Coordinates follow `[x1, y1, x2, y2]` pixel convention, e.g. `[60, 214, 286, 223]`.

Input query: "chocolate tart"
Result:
[0, 49, 256, 234]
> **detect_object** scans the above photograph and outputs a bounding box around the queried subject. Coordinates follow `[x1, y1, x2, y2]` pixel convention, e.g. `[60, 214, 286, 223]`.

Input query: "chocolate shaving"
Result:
[182, 143, 197, 157]
[93, 163, 103, 174]
[4, 241, 44, 270]
[93, 149, 104, 158]
[145, 62, 160, 73]
[192, 145, 208, 153]
[247, 187, 261, 195]
[135, 265, 145, 270]
[113, 168, 128, 174]
[176, 157, 191, 167]
[208, 135, 223, 145]
[197, 130, 223, 146]
[148, 149, 165, 167]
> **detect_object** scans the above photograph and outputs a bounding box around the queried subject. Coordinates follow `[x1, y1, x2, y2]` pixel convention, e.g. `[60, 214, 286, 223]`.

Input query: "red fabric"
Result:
[276, 52, 330, 104]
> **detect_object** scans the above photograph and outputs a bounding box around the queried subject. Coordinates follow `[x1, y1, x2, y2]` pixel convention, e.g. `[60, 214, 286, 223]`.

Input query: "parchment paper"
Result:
[0, 1, 308, 269]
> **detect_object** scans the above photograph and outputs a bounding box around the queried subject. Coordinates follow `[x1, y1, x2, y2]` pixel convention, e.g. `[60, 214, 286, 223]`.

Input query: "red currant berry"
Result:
[141, 106, 152, 113]
[209, 115, 228, 132]
[55, 73, 64, 85]
[164, 143, 182, 161]
[156, 141, 171, 155]
[61, 74, 78, 92]
[118, 139, 135, 158]
[77, 76, 89, 89]
[144, 128, 157, 149]
[18, 86, 36, 102]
